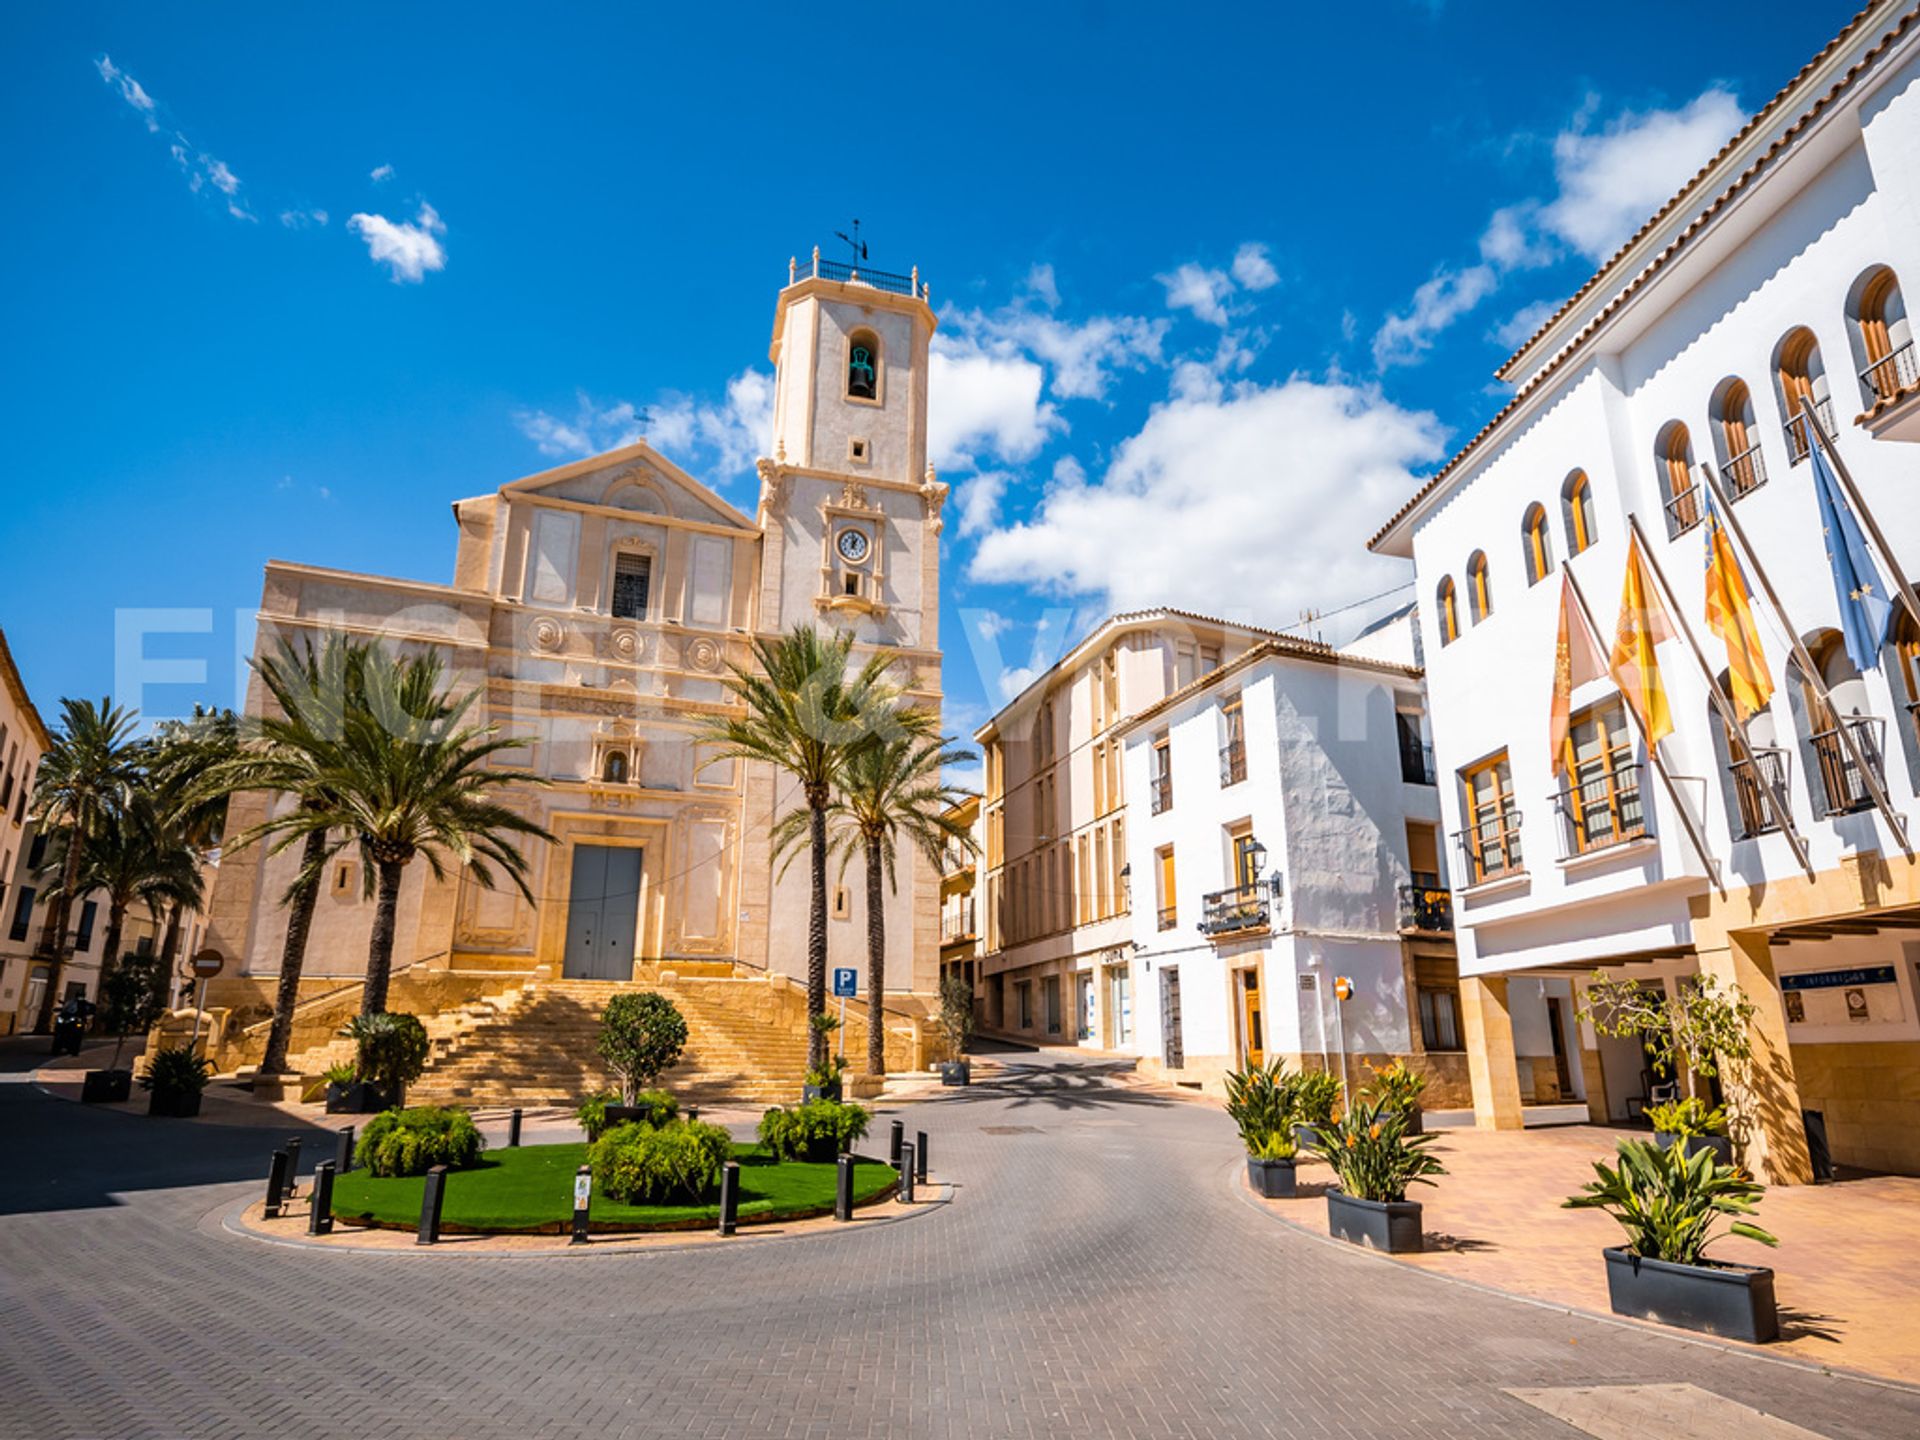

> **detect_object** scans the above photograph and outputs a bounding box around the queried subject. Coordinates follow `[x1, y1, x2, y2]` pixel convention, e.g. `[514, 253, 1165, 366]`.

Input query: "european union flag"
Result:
[1809, 437, 1893, 672]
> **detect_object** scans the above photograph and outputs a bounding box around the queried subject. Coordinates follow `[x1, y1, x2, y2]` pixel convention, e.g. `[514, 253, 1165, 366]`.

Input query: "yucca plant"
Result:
[1315, 1096, 1445, 1202]
[1565, 1137, 1777, 1266]
[140, 1045, 214, 1094]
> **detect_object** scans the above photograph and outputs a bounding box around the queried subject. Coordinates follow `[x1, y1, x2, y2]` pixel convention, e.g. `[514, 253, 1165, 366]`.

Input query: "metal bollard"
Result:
[507, 1108, 523, 1148]
[899, 1143, 916, 1203]
[833, 1154, 855, 1222]
[264, 1149, 290, 1218]
[570, 1165, 592, 1245]
[308, 1162, 336, 1236]
[916, 1131, 929, 1184]
[334, 1125, 355, 1175]
[889, 1119, 904, 1166]
[718, 1161, 740, 1236]
[284, 1137, 302, 1196]
[417, 1165, 448, 1246]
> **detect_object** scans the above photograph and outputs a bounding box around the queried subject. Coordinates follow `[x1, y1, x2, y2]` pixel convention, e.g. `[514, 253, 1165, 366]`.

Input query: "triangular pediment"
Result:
[500, 441, 759, 533]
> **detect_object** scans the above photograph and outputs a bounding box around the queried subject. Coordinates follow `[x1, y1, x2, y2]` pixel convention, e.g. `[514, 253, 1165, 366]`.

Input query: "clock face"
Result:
[836, 528, 871, 564]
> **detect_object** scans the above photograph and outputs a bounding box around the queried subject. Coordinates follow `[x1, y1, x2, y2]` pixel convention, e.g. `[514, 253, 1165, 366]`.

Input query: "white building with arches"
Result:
[1372, 2, 1920, 1180]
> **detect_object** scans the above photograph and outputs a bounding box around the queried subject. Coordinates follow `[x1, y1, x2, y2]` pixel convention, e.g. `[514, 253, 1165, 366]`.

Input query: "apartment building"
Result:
[939, 794, 981, 996]
[1371, 1, 1920, 1178]
[0, 628, 51, 1033]
[974, 610, 1299, 1048]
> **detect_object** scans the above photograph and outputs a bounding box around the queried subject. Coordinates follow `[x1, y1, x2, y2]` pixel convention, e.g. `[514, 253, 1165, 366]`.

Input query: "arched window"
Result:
[1656, 422, 1701, 537]
[1846, 265, 1915, 404]
[1790, 630, 1884, 817]
[1436, 578, 1459, 647]
[846, 330, 880, 401]
[1774, 327, 1832, 464]
[1562, 470, 1597, 556]
[1521, 503, 1553, 586]
[1466, 551, 1492, 625]
[602, 751, 628, 784]
[1709, 378, 1766, 497]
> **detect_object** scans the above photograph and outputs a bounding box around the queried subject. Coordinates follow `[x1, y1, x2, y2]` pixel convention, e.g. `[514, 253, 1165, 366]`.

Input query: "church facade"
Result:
[201, 258, 948, 1017]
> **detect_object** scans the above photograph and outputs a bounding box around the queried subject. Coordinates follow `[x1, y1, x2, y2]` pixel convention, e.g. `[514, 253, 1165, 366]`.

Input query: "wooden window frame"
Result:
[1461, 753, 1521, 883]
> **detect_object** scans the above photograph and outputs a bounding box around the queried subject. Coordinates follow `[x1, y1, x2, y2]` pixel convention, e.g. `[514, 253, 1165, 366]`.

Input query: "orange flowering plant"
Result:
[1313, 1096, 1445, 1203]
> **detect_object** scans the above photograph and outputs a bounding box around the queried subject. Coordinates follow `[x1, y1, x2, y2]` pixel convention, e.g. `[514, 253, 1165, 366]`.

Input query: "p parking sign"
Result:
[832, 967, 858, 998]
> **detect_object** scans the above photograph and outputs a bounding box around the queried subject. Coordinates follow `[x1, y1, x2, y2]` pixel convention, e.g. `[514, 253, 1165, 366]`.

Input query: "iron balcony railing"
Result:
[1150, 773, 1173, 815]
[1399, 736, 1436, 786]
[1664, 484, 1704, 539]
[1784, 399, 1836, 464]
[1199, 878, 1279, 938]
[1156, 903, 1178, 933]
[1723, 442, 1768, 498]
[1552, 763, 1650, 859]
[1861, 340, 1919, 404]
[1454, 812, 1524, 885]
[1397, 877, 1453, 934]
[1728, 745, 1791, 839]
[941, 901, 977, 943]
[1219, 741, 1247, 787]
[1810, 716, 1887, 818]
[787, 251, 928, 300]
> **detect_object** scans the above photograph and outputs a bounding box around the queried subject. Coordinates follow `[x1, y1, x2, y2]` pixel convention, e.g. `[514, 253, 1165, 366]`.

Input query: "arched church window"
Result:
[847, 331, 880, 401]
[602, 751, 628, 784]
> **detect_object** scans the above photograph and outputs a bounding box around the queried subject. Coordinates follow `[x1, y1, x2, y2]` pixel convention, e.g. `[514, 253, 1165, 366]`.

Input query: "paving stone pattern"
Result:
[2, 1047, 1918, 1439]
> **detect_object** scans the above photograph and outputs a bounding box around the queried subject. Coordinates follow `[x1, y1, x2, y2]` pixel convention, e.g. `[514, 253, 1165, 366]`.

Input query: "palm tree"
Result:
[236, 644, 551, 1016]
[44, 790, 203, 997]
[28, 698, 141, 1031]
[785, 726, 975, 1076]
[703, 626, 906, 1072]
[143, 706, 238, 1000]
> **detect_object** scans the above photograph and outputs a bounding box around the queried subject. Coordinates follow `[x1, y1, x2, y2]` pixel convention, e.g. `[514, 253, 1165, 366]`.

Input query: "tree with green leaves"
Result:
[142, 706, 239, 990]
[701, 626, 907, 1072]
[230, 644, 551, 1016]
[41, 791, 202, 1000]
[27, 698, 142, 1031]
[1579, 972, 1757, 1103]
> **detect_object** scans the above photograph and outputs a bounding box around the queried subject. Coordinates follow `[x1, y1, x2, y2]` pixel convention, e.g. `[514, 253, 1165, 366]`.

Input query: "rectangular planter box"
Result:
[1602, 1247, 1778, 1344]
[802, 1081, 843, 1104]
[1653, 1131, 1735, 1168]
[1325, 1189, 1424, 1253]
[147, 1088, 202, 1118]
[1246, 1155, 1297, 1198]
[325, 1081, 401, 1115]
[938, 1061, 971, 1087]
[81, 1069, 133, 1104]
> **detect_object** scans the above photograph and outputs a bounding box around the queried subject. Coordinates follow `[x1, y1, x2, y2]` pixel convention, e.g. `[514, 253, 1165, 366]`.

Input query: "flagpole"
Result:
[1803, 412, 1920, 632]
[1699, 461, 1913, 859]
[1624, 510, 1814, 879]
[1561, 565, 1726, 895]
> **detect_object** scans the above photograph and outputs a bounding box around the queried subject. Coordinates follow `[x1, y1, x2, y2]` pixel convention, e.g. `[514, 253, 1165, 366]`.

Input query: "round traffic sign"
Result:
[190, 948, 226, 980]
[1333, 975, 1354, 1002]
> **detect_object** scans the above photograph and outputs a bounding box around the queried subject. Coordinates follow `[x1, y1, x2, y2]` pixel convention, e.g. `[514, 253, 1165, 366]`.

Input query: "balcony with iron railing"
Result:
[1552, 764, 1650, 859]
[1156, 903, 1178, 933]
[1664, 483, 1704, 539]
[1729, 746, 1792, 839]
[1810, 715, 1887, 818]
[1150, 773, 1173, 815]
[1454, 812, 1525, 886]
[1784, 399, 1837, 464]
[941, 900, 978, 943]
[1861, 340, 1919, 406]
[1219, 741, 1247, 787]
[1199, 878, 1280, 938]
[1397, 874, 1453, 934]
[1399, 737, 1436, 786]
[1722, 442, 1768, 498]
[786, 249, 929, 301]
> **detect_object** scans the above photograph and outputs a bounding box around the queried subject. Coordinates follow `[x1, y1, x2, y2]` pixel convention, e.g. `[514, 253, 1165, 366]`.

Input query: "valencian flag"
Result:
[1702, 494, 1773, 720]
[1610, 531, 1677, 745]
[1549, 573, 1606, 777]
[1810, 437, 1893, 672]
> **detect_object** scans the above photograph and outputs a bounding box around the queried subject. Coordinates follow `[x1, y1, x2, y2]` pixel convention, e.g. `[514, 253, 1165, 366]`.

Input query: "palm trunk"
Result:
[263, 828, 328, 1074]
[807, 800, 828, 1073]
[97, 901, 127, 1003]
[155, 903, 181, 1011]
[361, 857, 405, 1018]
[865, 834, 886, 1077]
[32, 830, 85, 1032]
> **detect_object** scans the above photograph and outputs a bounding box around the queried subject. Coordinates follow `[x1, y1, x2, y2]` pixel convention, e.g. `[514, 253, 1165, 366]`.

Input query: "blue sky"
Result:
[0, 2, 1855, 746]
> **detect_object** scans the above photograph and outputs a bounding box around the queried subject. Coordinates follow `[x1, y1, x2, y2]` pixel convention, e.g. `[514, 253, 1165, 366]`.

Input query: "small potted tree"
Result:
[1225, 1059, 1299, 1198]
[1565, 1136, 1779, 1342]
[1315, 1096, 1446, 1252]
[1291, 1069, 1342, 1154]
[83, 952, 165, 1104]
[141, 1044, 214, 1118]
[1581, 973, 1752, 1160]
[597, 992, 688, 1124]
[331, 1013, 430, 1113]
[936, 972, 975, 1086]
[803, 1012, 846, 1102]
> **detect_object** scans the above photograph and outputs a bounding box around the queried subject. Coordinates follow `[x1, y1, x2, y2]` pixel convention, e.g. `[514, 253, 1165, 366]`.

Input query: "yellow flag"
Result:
[1610, 533, 1676, 745]
[1703, 501, 1774, 721]
[1549, 574, 1607, 777]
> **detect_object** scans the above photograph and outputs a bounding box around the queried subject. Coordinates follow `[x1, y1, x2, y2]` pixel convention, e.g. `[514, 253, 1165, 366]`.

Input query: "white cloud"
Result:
[348, 203, 447, 282]
[1025, 263, 1061, 309]
[1542, 88, 1745, 261]
[98, 56, 252, 220]
[955, 471, 1011, 538]
[1372, 265, 1498, 368]
[95, 56, 157, 130]
[1491, 298, 1560, 350]
[1159, 262, 1235, 326]
[370, 163, 395, 183]
[279, 207, 329, 229]
[928, 335, 1061, 469]
[1478, 203, 1551, 270]
[942, 300, 1165, 405]
[969, 377, 1444, 626]
[513, 369, 774, 483]
[1231, 242, 1280, 291]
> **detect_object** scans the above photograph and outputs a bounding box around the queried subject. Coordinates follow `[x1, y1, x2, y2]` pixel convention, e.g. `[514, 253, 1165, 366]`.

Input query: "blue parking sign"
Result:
[832, 967, 858, 998]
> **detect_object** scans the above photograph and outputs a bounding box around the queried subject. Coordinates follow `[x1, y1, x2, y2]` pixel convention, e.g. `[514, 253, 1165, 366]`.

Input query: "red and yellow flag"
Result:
[1549, 574, 1607, 777]
[1610, 532, 1676, 745]
[1702, 500, 1773, 721]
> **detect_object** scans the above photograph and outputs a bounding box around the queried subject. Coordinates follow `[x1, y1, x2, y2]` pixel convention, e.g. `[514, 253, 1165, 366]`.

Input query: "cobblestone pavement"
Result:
[3, 1050, 1918, 1439]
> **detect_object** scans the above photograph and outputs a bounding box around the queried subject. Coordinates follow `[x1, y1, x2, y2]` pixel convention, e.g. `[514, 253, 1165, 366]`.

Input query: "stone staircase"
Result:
[277, 984, 538, 1085]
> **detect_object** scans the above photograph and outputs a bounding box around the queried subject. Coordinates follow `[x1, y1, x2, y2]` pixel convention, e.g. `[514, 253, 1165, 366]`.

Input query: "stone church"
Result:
[200, 258, 948, 1056]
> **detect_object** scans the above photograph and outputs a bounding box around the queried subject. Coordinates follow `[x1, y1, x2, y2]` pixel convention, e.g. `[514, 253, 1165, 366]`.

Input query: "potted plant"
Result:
[599, 1087, 679, 1133]
[1362, 1059, 1428, 1136]
[1646, 1097, 1734, 1167]
[1581, 972, 1756, 1160]
[331, 1012, 430, 1113]
[84, 952, 165, 1104]
[321, 1062, 361, 1113]
[936, 972, 975, 1086]
[1315, 1096, 1446, 1252]
[1565, 1137, 1779, 1343]
[1225, 1058, 1300, 1198]
[758, 1098, 872, 1164]
[598, 991, 689, 1105]
[803, 1053, 848, 1104]
[141, 1044, 213, 1118]
[1291, 1068, 1342, 1154]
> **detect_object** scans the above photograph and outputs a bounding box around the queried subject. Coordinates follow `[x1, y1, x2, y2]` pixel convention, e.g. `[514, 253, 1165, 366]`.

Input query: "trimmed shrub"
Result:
[589, 1120, 732, 1203]
[577, 1087, 677, 1141]
[598, 993, 689, 1104]
[355, 1106, 485, 1178]
[757, 1099, 871, 1160]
